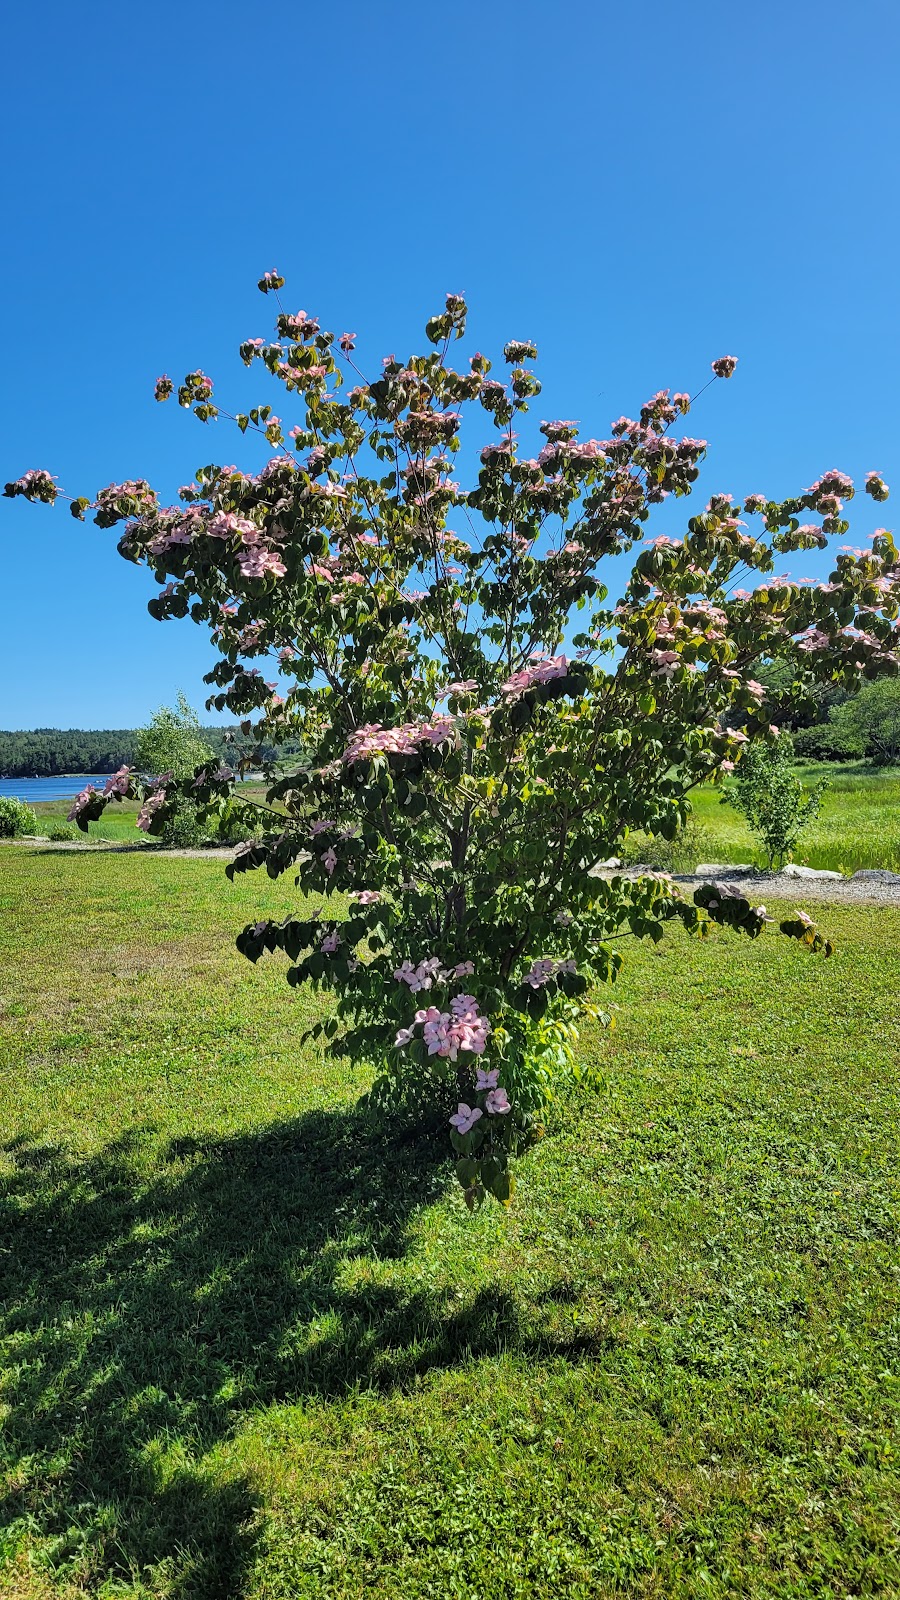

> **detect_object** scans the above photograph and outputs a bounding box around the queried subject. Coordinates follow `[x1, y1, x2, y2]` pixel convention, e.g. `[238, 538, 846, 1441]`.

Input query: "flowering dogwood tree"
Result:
[7, 279, 898, 1206]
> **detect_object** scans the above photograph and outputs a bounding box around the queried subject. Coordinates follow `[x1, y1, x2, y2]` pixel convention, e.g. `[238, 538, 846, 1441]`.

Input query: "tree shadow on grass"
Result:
[0, 1110, 597, 1598]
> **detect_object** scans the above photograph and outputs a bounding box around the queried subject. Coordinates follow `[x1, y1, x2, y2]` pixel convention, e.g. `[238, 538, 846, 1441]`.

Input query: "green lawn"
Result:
[1, 850, 899, 1598]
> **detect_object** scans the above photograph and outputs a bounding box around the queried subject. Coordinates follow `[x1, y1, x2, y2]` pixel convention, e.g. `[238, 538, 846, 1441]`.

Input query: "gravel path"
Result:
[6, 837, 236, 860]
[604, 866, 900, 906]
[8, 839, 900, 903]
[672, 870, 900, 906]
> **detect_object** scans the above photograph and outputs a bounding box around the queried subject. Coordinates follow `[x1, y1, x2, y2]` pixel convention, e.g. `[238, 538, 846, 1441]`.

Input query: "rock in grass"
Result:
[780, 863, 844, 880]
[695, 863, 757, 877]
[851, 868, 900, 884]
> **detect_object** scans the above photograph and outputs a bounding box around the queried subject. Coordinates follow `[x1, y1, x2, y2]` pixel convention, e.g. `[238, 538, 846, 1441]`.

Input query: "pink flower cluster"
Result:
[396, 995, 491, 1059]
[394, 956, 474, 992]
[711, 356, 738, 378]
[804, 470, 854, 524]
[95, 479, 157, 519]
[438, 679, 479, 698]
[181, 370, 213, 402]
[449, 1068, 512, 1134]
[640, 390, 678, 427]
[522, 957, 576, 989]
[480, 438, 517, 465]
[650, 649, 681, 680]
[536, 437, 605, 472]
[238, 546, 287, 579]
[343, 716, 457, 763]
[504, 339, 538, 364]
[103, 766, 133, 798]
[501, 655, 569, 696]
[6, 468, 58, 500]
[280, 310, 320, 340]
[449, 1104, 482, 1134]
[208, 512, 287, 584]
[865, 472, 890, 503]
[67, 784, 98, 822]
[137, 788, 168, 831]
[208, 515, 256, 540]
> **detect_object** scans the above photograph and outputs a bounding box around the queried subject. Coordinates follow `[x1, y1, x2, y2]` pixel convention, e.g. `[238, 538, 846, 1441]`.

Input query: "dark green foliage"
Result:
[159, 799, 210, 849]
[792, 719, 866, 760]
[762, 669, 900, 764]
[753, 657, 849, 730]
[825, 677, 900, 764]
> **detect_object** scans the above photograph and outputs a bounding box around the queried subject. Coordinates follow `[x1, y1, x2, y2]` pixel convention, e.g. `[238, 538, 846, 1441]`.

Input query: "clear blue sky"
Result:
[2, 0, 898, 729]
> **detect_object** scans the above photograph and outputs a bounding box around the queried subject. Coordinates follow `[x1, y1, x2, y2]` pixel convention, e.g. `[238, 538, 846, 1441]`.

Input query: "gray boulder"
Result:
[695, 863, 757, 877]
[779, 863, 843, 880]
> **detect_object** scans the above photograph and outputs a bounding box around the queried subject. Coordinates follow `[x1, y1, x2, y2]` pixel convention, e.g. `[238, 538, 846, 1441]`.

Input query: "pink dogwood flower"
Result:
[309, 818, 336, 836]
[484, 1087, 511, 1115]
[449, 1104, 483, 1135]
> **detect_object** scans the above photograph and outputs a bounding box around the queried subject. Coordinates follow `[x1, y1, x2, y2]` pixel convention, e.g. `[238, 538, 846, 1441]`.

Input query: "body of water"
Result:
[1, 774, 256, 804]
[0, 775, 107, 804]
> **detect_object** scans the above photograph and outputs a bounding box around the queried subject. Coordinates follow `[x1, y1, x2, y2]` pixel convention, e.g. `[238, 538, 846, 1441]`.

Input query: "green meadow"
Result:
[1, 848, 898, 1598]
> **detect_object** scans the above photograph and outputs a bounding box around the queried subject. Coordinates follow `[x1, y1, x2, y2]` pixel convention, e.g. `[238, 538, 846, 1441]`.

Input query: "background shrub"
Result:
[214, 797, 261, 846]
[825, 678, 900, 765]
[725, 735, 826, 868]
[0, 796, 38, 837]
[159, 800, 210, 849]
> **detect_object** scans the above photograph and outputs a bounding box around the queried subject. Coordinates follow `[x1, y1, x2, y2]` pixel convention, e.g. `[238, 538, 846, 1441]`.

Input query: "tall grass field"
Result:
[1, 847, 898, 1598]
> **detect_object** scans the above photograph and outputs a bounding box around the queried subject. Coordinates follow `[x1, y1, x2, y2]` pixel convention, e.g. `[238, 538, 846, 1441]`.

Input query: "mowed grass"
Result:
[1, 849, 899, 1599]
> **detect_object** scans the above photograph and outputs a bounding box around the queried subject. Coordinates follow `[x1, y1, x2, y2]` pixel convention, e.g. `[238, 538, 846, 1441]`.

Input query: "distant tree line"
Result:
[0, 725, 280, 777]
